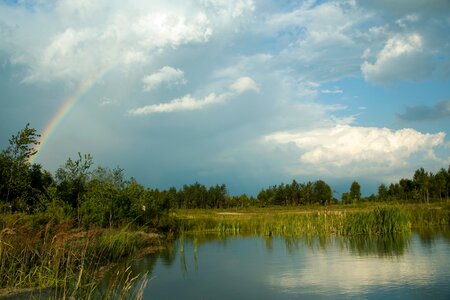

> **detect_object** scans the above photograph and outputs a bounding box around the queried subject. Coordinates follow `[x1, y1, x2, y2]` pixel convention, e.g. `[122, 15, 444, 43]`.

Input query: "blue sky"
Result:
[1, 0, 449, 196]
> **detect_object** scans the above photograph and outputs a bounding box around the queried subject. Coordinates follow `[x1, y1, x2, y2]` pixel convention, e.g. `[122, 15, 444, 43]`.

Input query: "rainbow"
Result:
[31, 66, 112, 164]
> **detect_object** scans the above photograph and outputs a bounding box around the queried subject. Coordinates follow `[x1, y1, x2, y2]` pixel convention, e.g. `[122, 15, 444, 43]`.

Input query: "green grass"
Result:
[174, 203, 449, 237]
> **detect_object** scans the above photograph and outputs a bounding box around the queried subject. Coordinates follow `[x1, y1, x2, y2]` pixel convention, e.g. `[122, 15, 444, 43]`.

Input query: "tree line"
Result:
[1, 125, 449, 228]
[374, 167, 450, 204]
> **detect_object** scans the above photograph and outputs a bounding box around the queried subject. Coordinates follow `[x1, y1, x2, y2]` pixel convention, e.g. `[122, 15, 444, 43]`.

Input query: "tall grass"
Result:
[176, 205, 448, 237]
[343, 206, 410, 235]
[0, 214, 157, 298]
[90, 266, 150, 300]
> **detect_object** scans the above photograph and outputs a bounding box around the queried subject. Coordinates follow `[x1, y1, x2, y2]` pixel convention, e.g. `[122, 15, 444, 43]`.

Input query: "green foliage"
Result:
[341, 192, 350, 204]
[81, 167, 125, 228]
[349, 181, 361, 203]
[55, 153, 93, 224]
[257, 180, 333, 206]
[313, 180, 332, 205]
[375, 166, 450, 203]
[0, 124, 45, 212]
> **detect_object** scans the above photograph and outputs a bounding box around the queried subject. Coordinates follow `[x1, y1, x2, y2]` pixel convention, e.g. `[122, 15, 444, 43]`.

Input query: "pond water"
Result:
[117, 231, 450, 299]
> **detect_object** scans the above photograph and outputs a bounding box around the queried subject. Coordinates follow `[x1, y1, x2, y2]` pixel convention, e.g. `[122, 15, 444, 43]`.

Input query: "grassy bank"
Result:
[0, 214, 164, 299]
[174, 203, 449, 236]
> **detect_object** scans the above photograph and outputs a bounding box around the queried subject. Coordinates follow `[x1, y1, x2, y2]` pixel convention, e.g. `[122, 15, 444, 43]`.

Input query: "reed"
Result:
[175, 204, 448, 237]
[90, 266, 150, 300]
[0, 214, 157, 298]
[343, 207, 410, 235]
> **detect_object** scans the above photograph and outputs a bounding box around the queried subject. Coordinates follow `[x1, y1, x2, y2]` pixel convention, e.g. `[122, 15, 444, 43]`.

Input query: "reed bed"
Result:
[175, 204, 449, 237]
[0, 215, 158, 299]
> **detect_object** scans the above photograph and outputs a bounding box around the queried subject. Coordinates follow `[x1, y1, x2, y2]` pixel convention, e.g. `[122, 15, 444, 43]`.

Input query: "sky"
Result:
[0, 0, 449, 197]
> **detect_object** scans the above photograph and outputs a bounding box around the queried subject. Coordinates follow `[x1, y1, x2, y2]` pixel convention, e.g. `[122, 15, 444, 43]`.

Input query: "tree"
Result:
[56, 153, 93, 224]
[208, 184, 227, 208]
[399, 178, 413, 202]
[413, 168, 430, 204]
[341, 192, 351, 204]
[82, 166, 126, 227]
[1, 124, 40, 211]
[349, 181, 361, 203]
[434, 169, 447, 202]
[378, 184, 388, 202]
[289, 180, 301, 205]
[313, 180, 332, 205]
[301, 182, 314, 205]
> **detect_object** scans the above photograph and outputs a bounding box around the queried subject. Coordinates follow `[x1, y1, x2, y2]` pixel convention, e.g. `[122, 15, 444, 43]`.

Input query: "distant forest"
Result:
[1, 125, 449, 228]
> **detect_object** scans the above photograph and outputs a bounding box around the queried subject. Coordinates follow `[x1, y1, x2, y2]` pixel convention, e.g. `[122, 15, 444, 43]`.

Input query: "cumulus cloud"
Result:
[229, 76, 260, 94]
[397, 100, 450, 122]
[142, 66, 186, 91]
[264, 125, 446, 175]
[361, 33, 434, 84]
[131, 12, 212, 49]
[129, 76, 259, 115]
[1, 0, 257, 83]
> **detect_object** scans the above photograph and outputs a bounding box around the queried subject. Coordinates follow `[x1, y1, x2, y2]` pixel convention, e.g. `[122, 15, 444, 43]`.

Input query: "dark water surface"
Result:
[129, 231, 450, 299]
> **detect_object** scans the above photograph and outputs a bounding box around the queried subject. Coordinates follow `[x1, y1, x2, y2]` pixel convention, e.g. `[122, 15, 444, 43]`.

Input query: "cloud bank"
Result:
[265, 125, 446, 176]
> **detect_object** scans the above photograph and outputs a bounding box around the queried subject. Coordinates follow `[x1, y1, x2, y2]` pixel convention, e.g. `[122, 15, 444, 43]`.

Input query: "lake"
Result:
[115, 231, 450, 299]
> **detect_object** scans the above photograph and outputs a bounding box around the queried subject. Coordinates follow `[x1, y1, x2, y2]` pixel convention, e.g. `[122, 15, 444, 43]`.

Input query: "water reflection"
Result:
[100, 230, 450, 299]
[343, 234, 410, 257]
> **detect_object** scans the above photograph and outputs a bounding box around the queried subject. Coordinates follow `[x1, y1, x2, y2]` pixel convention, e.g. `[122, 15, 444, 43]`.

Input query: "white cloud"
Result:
[321, 89, 343, 94]
[130, 76, 259, 115]
[3, 0, 257, 83]
[22, 27, 95, 82]
[131, 12, 212, 49]
[23, 11, 213, 82]
[361, 33, 433, 84]
[264, 125, 446, 175]
[128, 93, 227, 115]
[229, 76, 260, 94]
[142, 66, 186, 91]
